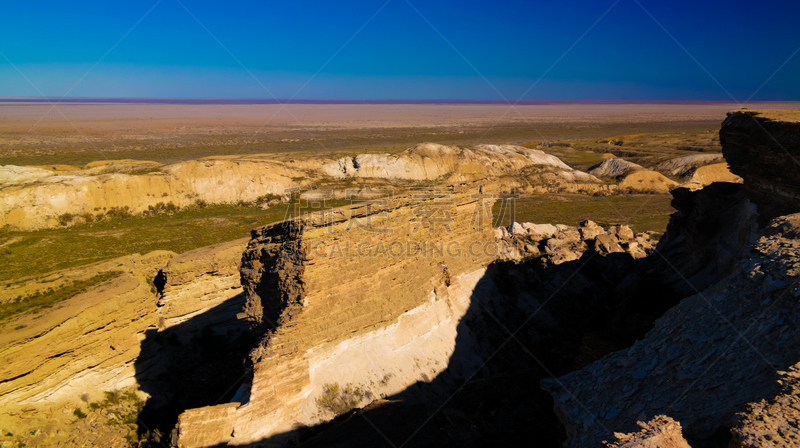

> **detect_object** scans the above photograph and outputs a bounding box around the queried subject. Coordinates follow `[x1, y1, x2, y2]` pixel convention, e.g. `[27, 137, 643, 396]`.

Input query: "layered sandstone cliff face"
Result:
[320, 143, 598, 183]
[545, 109, 800, 447]
[0, 239, 250, 447]
[155, 238, 249, 333]
[174, 192, 498, 447]
[0, 157, 302, 230]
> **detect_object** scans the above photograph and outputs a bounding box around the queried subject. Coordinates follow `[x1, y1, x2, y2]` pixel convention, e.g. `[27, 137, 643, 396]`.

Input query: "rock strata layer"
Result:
[174, 192, 497, 447]
[0, 239, 251, 447]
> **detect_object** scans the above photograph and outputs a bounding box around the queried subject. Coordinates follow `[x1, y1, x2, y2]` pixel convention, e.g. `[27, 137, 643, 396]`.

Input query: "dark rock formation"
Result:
[543, 213, 800, 448]
[239, 220, 307, 334]
[721, 109, 800, 222]
[543, 110, 800, 448]
[654, 182, 757, 296]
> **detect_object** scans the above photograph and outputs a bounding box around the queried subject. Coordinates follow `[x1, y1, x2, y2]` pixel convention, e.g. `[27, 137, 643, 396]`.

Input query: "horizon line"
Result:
[1, 97, 798, 106]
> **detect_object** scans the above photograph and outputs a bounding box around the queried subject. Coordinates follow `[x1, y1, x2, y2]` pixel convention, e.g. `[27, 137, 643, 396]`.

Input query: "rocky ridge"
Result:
[0, 141, 738, 231]
[543, 213, 800, 447]
[1, 143, 605, 231]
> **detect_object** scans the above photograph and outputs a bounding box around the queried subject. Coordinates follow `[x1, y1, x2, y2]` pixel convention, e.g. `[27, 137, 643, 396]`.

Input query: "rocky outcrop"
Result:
[604, 416, 691, 448]
[496, 220, 656, 264]
[588, 158, 643, 179]
[239, 221, 306, 332]
[321, 143, 599, 184]
[239, 201, 704, 447]
[655, 154, 724, 177]
[174, 191, 498, 446]
[541, 111, 800, 447]
[654, 182, 758, 296]
[721, 109, 800, 221]
[543, 213, 800, 447]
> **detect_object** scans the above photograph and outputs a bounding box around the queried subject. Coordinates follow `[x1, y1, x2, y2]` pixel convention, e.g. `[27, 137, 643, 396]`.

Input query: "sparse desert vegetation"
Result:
[0, 199, 348, 282]
[493, 193, 674, 235]
[0, 270, 122, 321]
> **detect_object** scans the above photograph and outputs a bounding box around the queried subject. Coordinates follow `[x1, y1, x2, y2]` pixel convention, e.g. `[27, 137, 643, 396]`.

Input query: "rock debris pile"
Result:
[495, 220, 657, 264]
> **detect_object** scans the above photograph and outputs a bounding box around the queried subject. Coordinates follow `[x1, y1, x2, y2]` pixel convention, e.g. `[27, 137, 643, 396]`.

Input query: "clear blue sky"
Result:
[0, 0, 798, 100]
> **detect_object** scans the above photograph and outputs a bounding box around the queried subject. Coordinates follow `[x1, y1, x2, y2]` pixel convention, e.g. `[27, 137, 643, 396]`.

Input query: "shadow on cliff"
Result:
[221, 251, 696, 448]
[199, 183, 757, 447]
[133, 293, 257, 441]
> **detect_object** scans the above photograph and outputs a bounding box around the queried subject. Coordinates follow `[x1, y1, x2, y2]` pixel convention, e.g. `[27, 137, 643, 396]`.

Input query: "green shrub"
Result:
[315, 382, 367, 416]
[146, 202, 179, 215]
[105, 206, 132, 219]
[73, 408, 87, 419]
[58, 213, 75, 226]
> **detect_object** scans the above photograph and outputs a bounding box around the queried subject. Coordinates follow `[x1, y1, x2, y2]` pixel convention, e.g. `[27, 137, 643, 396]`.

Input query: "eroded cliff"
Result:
[0, 239, 251, 447]
[174, 191, 498, 446]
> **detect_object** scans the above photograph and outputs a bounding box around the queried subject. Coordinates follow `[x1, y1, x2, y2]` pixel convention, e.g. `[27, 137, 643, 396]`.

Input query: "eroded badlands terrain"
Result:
[1, 105, 799, 448]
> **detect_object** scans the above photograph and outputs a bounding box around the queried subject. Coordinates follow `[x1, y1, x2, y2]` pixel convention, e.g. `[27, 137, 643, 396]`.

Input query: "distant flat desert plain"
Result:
[1, 100, 798, 166]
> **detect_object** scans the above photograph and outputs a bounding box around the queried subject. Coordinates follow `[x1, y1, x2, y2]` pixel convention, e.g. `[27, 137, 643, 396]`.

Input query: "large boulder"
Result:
[523, 223, 558, 238]
[721, 109, 800, 221]
[508, 221, 528, 236]
[578, 219, 604, 240]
